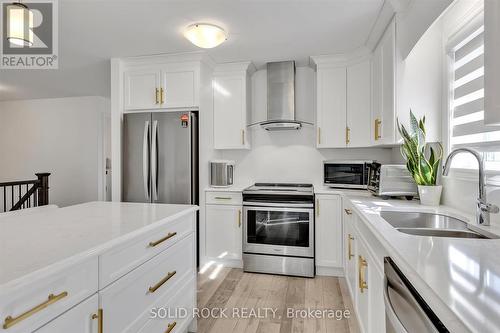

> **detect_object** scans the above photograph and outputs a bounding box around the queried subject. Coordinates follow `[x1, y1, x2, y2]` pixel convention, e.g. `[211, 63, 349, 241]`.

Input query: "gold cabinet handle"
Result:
[344, 209, 352, 215]
[316, 199, 320, 217]
[346, 126, 350, 145]
[374, 118, 381, 140]
[3, 291, 68, 329]
[241, 129, 245, 145]
[149, 232, 177, 247]
[347, 234, 354, 260]
[149, 271, 177, 293]
[91, 308, 103, 333]
[155, 88, 160, 104]
[238, 209, 242, 228]
[160, 87, 165, 104]
[358, 255, 368, 293]
[165, 321, 177, 333]
[317, 127, 321, 145]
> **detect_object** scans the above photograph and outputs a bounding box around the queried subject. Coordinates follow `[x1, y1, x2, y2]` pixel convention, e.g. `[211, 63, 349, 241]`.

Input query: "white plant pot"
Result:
[418, 185, 442, 206]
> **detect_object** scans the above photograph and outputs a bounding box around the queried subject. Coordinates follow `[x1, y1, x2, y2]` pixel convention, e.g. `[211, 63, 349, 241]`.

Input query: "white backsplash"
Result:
[220, 125, 393, 186]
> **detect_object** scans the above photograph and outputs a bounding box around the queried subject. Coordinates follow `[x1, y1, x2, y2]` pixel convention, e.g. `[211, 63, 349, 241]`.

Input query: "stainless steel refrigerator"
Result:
[122, 111, 198, 205]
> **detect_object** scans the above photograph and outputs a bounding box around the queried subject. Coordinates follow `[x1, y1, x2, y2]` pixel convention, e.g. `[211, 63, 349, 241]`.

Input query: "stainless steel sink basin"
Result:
[395, 228, 487, 239]
[380, 211, 496, 239]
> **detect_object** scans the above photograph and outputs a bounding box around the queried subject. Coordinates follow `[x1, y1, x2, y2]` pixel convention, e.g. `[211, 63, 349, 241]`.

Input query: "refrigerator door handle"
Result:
[151, 120, 159, 201]
[143, 120, 150, 200]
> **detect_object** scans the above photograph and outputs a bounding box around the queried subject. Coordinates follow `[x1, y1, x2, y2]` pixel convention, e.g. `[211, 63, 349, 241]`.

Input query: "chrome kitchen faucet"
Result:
[443, 148, 499, 226]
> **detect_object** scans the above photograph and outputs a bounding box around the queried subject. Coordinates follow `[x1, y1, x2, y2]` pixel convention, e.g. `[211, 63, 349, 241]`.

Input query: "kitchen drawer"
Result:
[138, 277, 196, 333]
[205, 191, 242, 205]
[99, 213, 194, 288]
[0, 257, 98, 333]
[100, 234, 195, 333]
[34, 294, 98, 333]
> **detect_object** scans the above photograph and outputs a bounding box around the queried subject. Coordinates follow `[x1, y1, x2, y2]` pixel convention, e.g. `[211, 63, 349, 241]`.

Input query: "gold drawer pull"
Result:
[374, 118, 381, 140]
[347, 234, 354, 260]
[149, 271, 177, 293]
[149, 232, 177, 247]
[346, 126, 350, 144]
[3, 291, 68, 329]
[165, 321, 177, 333]
[214, 196, 232, 200]
[238, 209, 242, 228]
[155, 88, 160, 104]
[91, 308, 103, 333]
[358, 255, 368, 293]
[344, 209, 352, 215]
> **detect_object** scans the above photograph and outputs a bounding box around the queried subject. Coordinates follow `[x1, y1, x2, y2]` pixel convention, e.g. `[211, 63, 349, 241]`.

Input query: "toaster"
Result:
[367, 163, 418, 199]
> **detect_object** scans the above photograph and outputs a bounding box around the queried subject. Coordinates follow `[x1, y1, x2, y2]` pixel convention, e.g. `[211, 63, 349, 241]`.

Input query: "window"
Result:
[449, 22, 500, 171]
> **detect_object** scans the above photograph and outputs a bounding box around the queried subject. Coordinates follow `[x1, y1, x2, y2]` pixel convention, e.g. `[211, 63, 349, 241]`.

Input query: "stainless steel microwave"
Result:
[323, 160, 375, 189]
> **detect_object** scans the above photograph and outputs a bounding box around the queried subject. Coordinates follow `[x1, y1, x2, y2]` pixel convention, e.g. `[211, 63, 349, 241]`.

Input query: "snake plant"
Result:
[397, 111, 443, 186]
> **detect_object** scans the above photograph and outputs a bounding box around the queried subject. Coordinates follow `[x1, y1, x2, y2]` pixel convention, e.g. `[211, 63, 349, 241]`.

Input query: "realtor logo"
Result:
[1, 0, 58, 69]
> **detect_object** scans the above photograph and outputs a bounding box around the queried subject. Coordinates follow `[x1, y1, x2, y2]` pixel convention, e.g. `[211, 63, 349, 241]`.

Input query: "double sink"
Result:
[380, 211, 498, 239]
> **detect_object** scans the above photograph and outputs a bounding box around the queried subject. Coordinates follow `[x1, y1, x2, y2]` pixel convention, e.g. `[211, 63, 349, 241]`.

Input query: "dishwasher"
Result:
[384, 257, 449, 333]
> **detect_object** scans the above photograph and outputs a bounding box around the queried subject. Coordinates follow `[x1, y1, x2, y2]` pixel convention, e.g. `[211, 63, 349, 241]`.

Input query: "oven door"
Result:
[243, 205, 314, 258]
[324, 163, 367, 188]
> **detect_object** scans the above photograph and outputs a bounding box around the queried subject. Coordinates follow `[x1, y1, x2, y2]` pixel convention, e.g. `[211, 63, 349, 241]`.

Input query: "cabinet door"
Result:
[34, 295, 98, 333]
[356, 238, 370, 333]
[316, 67, 347, 148]
[347, 60, 372, 147]
[315, 195, 343, 269]
[368, 254, 385, 333]
[343, 204, 357, 304]
[206, 204, 242, 260]
[124, 69, 161, 110]
[162, 71, 195, 108]
[213, 76, 248, 149]
[372, 20, 396, 145]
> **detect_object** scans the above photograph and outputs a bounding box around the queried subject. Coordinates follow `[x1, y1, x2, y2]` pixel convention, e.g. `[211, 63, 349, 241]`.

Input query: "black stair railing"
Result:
[0, 173, 51, 212]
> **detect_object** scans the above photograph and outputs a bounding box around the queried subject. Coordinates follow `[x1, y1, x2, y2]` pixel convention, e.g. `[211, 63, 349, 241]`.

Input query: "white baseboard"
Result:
[316, 266, 344, 277]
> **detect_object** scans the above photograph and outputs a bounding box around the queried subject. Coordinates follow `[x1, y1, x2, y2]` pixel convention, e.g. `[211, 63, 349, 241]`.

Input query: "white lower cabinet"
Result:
[343, 199, 386, 333]
[34, 295, 98, 333]
[315, 194, 343, 275]
[205, 204, 242, 263]
[343, 204, 357, 304]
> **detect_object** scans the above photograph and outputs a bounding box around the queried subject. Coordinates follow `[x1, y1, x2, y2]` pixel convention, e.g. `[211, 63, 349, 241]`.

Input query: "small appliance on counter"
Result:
[210, 160, 235, 187]
[367, 163, 418, 199]
[323, 160, 375, 189]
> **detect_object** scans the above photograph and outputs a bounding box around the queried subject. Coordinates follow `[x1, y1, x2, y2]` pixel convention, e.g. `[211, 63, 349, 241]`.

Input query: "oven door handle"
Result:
[243, 202, 314, 208]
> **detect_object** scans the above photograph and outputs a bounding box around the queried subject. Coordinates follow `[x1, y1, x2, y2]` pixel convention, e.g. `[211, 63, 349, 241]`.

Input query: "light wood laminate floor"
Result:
[197, 265, 360, 333]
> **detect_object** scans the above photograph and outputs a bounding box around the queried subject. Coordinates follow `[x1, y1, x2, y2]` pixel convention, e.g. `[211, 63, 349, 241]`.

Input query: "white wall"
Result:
[0, 96, 110, 207]
[220, 66, 393, 186]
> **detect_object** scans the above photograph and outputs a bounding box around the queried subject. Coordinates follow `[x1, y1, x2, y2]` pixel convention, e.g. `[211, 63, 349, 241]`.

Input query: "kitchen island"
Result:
[0, 201, 198, 333]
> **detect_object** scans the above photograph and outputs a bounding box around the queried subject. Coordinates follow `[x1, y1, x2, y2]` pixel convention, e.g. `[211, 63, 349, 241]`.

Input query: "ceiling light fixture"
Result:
[184, 23, 227, 49]
[6, 1, 33, 47]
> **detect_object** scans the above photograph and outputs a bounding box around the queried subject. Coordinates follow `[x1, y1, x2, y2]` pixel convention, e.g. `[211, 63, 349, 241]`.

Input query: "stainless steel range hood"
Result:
[260, 61, 303, 131]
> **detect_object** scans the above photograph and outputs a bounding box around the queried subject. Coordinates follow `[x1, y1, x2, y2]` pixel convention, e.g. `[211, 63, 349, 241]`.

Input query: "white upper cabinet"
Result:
[316, 66, 347, 148]
[124, 69, 161, 110]
[161, 70, 195, 108]
[124, 66, 197, 111]
[312, 54, 372, 148]
[213, 62, 254, 150]
[347, 60, 372, 147]
[371, 18, 396, 145]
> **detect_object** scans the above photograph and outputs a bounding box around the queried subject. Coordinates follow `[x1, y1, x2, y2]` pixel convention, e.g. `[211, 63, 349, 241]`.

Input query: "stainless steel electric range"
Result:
[242, 183, 314, 277]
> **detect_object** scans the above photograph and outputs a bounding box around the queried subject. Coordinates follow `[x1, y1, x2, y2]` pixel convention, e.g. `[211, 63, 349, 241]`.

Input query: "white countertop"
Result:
[346, 195, 500, 332]
[0, 201, 198, 288]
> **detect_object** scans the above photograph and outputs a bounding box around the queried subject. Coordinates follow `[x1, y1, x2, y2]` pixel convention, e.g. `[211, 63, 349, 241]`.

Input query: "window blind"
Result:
[451, 25, 500, 153]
